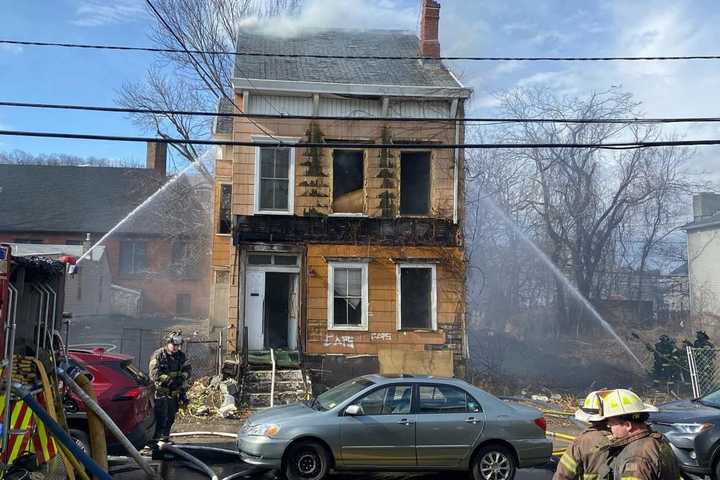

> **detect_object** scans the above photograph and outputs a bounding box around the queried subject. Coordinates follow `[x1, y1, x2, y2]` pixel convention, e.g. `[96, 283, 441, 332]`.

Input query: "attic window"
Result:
[332, 150, 365, 214]
[400, 152, 431, 215]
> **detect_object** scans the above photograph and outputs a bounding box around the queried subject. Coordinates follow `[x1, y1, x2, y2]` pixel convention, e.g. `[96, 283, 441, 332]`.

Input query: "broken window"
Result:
[258, 147, 292, 212]
[332, 150, 365, 213]
[400, 152, 431, 215]
[218, 184, 232, 234]
[398, 265, 436, 330]
[329, 262, 368, 329]
[119, 240, 147, 274]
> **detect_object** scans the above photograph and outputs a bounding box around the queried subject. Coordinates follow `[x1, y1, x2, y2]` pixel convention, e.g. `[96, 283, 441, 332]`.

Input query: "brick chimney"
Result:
[693, 192, 720, 220]
[146, 142, 167, 177]
[419, 0, 441, 58]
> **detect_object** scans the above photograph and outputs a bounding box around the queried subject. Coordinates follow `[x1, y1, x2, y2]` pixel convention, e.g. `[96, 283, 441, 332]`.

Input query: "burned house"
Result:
[211, 0, 471, 381]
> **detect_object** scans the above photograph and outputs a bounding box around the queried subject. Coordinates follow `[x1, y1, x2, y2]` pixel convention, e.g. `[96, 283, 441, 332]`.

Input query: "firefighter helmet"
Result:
[594, 389, 657, 421]
[164, 330, 184, 346]
[575, 389, 611, 423]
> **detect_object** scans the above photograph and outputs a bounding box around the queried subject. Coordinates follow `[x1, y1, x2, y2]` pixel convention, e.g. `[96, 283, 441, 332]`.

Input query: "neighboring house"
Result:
[210, 0, 472, 380]
[0, 143, 210, 319]
[684, 193, 720, 320]
[8, 243, 112, 317]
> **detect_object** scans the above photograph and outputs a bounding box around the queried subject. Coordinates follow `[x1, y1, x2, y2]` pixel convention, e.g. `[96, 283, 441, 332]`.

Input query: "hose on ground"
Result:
[174, 444, 243, 457]
[159, 441, 219, 480]
[74, 373, 109, 474]
[220, 466, 261, 480]
[10, 384, 111, 480]
[58, 368, 160, 480]
[57, 442, 91, 480]
[170, 431, 238, 439]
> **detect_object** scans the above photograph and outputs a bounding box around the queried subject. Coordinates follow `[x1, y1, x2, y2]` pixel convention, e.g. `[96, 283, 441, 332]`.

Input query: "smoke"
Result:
[239, 0, 417, 38]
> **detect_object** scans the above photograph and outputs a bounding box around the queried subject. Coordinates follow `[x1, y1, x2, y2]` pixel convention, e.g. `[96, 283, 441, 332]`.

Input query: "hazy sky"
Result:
[1, 0, 719, 172]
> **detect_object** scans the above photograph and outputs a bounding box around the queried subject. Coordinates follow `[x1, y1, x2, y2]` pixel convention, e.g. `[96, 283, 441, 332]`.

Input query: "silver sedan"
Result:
[237, 375, 552, 480]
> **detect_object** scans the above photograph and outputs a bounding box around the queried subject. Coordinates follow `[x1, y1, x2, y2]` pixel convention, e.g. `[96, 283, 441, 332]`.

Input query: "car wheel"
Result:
[472, 444, 517, 480]
[283, 441, 330, 480]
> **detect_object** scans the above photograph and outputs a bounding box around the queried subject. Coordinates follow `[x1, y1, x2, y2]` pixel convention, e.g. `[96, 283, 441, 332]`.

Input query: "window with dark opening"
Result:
[218, 184, 232, 234]
[171, 241, 189, 265]
[119, 241, 147, 274]
[400, 152, 431, 215]
[176, 293, 192, 316]
[332, 150, 365, 213]
[258, 147, 291, 211]
[399, 266, 435, 330]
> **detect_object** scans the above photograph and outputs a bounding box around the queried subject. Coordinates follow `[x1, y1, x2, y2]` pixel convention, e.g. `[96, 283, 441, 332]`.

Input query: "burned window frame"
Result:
[396, 263, 437, 331]
[399, 150, 432, 216]
[327, 261, 369, 331]
[218, 183, 233, 234]
[254, 138, 297, 215]
[331, 149, 367, 215]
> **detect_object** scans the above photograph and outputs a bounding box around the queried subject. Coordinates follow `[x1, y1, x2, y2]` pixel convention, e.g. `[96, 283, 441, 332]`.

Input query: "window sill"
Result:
[215, 233, 232, 237]
[327, 325, 368, 332]
[254, 210, 294, 216]
[397, 328, 438, 333]
[329, 213, 368, 217]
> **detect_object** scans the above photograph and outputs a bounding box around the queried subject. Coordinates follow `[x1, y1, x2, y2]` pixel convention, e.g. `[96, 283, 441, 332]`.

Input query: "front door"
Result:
[339, 384, 416, 468]
[245, 270, 265, 350]
[415, 384, 485, 467]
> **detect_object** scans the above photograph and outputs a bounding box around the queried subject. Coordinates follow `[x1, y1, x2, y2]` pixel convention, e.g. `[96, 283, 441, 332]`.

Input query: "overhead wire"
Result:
[3, 100, 720, 125]
[2, 39, 720, 62]
[2, 128, 720, 150]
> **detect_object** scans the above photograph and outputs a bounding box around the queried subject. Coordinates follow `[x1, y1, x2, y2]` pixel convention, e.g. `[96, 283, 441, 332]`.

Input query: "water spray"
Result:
[479, 196, 645, 370]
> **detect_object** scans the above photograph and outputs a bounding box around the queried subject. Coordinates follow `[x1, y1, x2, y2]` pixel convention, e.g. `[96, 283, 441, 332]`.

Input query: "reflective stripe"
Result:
[8, 402, 33, 462]
[621, 477, 642, 480]
[583, 475, 598, 480]
[560, 453, 578, 474]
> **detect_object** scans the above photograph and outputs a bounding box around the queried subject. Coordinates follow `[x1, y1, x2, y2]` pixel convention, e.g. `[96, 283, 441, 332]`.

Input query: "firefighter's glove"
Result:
[158, 374, 171, 384]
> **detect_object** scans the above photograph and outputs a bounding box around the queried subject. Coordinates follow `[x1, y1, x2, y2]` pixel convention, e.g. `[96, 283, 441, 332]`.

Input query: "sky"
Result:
[1, 0, 720, 173]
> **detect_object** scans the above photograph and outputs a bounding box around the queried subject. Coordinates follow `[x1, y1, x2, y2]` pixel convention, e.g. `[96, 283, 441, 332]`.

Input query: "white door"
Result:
[245, 270, 265, 350]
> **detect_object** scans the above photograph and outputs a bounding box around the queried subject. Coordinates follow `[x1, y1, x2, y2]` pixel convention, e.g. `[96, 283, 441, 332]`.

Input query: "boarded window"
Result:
[332, 150, 365, 213]
[119, 241, 147, 274]
[218, 184, 232, 234]
[258, 147, 291, 211]
[399, 266, 435, 329]
[400, 152, 431, 215]
[176, 293, 192, 316]
[329, 263, 367, 328]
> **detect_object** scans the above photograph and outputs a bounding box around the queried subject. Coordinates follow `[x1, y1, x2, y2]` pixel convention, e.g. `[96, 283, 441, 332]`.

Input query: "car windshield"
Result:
[314, 378, 374, 411]
[700, 389, 720, 408]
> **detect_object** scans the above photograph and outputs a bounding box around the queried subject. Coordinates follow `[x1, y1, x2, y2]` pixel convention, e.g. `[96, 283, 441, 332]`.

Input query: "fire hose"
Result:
[170, 431, 238, 440]
[10, 384, 112, 480]
[74, 373, 109, 474]
[58, 366, 160, 480]
[159, 441, 218, 480]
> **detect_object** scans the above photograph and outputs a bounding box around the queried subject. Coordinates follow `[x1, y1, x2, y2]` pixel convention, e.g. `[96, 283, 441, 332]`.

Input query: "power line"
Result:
[3, 129, 720, 150]
[3, 38, 720, 62]
[4, 100, 720, 126]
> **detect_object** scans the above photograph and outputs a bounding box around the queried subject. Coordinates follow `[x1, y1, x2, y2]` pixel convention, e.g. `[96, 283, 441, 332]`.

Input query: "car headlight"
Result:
[671, 423, 714, 434]
[245, 424, 281, 438]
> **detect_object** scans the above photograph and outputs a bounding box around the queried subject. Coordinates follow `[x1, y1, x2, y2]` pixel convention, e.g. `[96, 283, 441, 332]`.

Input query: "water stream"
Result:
[77, 154, 210, 265]
[479, 195, 645, 370]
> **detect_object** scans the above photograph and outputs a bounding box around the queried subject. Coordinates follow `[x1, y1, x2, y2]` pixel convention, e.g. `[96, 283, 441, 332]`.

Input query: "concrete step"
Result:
[248, 391, 308, 409]
[244, 380, 305, 394]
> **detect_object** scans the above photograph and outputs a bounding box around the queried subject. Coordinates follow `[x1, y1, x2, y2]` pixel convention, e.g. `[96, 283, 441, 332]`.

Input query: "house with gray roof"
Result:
[684, 193, 720, 319]
[211, 0, 472, 384]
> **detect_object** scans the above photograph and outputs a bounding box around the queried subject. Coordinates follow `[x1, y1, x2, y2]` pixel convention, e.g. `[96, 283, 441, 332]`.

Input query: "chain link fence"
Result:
[119, 327, 222, 378]
[687, 346, 719, 398]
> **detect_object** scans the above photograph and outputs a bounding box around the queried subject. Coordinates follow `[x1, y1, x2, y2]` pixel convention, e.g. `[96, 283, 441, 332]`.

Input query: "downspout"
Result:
[452, 99, 461, 225]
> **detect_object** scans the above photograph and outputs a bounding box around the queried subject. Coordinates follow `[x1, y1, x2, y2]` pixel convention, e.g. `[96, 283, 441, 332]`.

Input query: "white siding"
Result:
[389, 100, 450, 118]
[688, 227, 720, 317]
[318, 97, 382, 117]
[248, 95, 313, 115]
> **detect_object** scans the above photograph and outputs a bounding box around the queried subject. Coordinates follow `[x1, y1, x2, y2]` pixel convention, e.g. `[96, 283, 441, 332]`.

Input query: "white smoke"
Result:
[239, 0, 418, 38]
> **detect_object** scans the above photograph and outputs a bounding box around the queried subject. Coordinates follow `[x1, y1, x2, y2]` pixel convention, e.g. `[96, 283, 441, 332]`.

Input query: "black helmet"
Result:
[164, 330, 184, 346]
[697, 331, 710, 341]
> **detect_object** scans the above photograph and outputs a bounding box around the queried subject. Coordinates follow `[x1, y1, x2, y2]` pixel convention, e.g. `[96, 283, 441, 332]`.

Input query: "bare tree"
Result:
[118, 0, 301, 165]
[467, 86, 705, 336]
[0, 149, 132, 167]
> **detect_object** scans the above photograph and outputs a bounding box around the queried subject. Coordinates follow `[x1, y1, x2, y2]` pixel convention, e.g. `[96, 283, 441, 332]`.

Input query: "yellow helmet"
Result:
[595, 389, 657, 420]
[574, 390, 611, 423]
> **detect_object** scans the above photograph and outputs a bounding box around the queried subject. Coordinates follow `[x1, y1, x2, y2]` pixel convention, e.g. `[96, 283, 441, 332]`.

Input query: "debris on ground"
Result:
[179, 375, 243, 419]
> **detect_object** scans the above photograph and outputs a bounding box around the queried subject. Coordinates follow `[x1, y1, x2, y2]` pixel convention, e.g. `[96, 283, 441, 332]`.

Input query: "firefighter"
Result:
[149, 330, 191, 442]
[597, 389, 679, 480]
[554, 390, 613, 480]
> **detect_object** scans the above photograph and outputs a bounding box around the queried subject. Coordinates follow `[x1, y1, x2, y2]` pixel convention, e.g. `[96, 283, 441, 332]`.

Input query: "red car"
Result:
[63, 349, 156, 454]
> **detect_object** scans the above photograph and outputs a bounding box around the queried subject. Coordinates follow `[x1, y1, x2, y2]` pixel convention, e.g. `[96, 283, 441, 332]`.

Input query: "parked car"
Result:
[63, 348, 156, 454]
[237, 374, 551, 480]
[649, 389, 720, 480]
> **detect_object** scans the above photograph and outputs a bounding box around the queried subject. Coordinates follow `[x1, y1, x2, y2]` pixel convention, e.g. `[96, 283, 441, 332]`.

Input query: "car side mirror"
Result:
[345, 405, 364, 416]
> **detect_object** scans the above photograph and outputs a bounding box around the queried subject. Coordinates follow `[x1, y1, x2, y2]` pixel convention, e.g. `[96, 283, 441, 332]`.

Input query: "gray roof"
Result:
[683, 214, 720, 232]
[234, 29, 462, 88]
[0, 164, 164, 234]
[215, 98, 234, 135]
